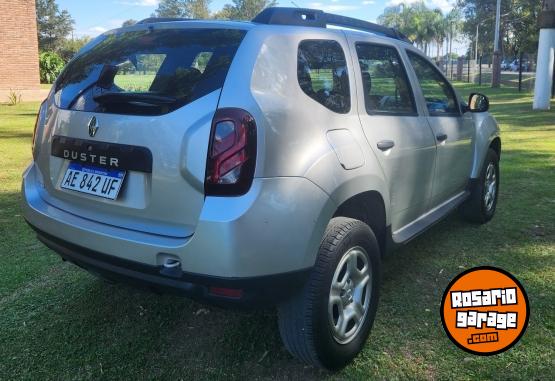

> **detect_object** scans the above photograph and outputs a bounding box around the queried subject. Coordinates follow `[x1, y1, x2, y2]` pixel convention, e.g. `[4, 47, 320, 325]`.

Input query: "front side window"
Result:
[355, 43, 416, 115]
[297, 40, 350, 114]
[55, 28, 246, 115]
[407, 51, 459, 115]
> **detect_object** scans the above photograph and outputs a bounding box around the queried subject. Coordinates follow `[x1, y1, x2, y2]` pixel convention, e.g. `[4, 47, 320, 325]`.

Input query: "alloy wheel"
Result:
[328, 246, 372, 344]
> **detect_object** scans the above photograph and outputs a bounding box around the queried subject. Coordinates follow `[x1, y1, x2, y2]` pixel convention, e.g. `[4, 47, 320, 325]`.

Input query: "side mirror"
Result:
[468, 93, 489, 112]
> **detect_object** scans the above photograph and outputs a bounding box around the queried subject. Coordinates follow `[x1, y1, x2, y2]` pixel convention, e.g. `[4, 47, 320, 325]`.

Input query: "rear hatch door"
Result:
[37, 25, 247, 238]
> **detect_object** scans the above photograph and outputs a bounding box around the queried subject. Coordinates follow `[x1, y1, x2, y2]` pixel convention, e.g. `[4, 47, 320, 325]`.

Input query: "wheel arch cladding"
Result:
[470, 113, 501, 178]
[490, 137, 501, 160]
[332, 190, 387, 255]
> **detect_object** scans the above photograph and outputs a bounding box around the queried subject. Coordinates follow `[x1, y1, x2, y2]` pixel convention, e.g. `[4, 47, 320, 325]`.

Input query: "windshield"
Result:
[54, 28, 246, 115]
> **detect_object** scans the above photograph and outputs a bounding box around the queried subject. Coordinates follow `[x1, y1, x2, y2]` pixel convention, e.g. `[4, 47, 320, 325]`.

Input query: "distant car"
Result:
[510, 59, 530, 72]
[22, 7, 501, 370]
[501, 60, 511, 70]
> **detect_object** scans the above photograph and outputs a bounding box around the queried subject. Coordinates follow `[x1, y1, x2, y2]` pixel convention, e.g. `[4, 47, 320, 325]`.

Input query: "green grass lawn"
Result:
[468, 72, 537, 92]
[113, 73, 156, 92]
[0, 85, 553, 380]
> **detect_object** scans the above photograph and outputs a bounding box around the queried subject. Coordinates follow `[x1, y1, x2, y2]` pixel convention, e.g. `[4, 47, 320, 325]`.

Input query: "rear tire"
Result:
[460, 148, 499, 223]
[277, 217, 381, 370]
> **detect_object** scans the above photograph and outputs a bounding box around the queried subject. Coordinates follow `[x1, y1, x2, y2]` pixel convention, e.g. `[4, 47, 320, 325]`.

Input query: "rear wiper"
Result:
[93, 92, 178, 105]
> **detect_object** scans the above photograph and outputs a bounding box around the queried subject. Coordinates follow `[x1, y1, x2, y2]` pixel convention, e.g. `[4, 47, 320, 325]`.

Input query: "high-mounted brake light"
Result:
[205, 108, 257, 196]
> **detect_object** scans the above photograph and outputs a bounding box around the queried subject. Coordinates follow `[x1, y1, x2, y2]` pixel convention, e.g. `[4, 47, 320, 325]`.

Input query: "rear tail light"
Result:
[32, 100, 46, 159]
[205, 108, 257, 196]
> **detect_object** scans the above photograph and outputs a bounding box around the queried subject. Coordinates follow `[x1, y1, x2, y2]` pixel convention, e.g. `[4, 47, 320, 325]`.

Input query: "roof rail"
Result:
[136, 17, 191, 24]
[252, 7, 410, 43]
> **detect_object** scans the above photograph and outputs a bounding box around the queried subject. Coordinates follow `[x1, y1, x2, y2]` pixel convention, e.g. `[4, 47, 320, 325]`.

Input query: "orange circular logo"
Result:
[441, 266, 529, 355]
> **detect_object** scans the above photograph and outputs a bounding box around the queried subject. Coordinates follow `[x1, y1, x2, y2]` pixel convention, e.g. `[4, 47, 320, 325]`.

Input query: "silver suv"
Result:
[22, 8, 500, 369]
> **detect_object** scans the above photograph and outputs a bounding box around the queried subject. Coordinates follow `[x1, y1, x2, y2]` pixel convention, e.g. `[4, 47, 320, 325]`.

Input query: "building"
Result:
[0, 0, 42, 100]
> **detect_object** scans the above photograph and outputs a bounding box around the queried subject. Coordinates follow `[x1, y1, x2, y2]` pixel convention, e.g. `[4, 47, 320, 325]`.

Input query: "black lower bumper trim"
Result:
[28, 223, 311, 307]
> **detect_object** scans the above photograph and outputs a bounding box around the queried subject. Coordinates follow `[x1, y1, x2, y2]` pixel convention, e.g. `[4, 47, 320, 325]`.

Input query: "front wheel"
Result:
[278, 217, 381, 370]
[460, 148, 500, 223]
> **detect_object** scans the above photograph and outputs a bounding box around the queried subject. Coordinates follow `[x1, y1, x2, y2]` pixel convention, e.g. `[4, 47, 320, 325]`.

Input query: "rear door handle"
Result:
[436, 133, 448, 142]
[377, 140, 395, 151]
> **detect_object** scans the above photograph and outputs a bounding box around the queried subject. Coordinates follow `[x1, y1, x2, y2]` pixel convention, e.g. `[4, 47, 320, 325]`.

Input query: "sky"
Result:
[57, 0, 467, 53]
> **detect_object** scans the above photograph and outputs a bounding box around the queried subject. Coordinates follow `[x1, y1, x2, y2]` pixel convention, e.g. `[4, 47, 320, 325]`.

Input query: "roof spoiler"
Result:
[252, 7, 411, 43]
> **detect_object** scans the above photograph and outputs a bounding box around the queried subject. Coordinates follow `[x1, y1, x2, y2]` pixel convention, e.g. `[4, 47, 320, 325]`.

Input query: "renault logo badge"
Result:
[88, 116, 99, 137]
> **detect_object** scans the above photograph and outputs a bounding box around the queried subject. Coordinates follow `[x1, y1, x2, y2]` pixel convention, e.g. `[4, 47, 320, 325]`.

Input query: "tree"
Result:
[58, 36, 91, 62]
[214, 0, 277, 20]
[153, 0, 211, 19]
[39, 51, 64, 83]
[122, 19, 137, 27]
[457, 0, 542, 57]
[458, 0, 507, 58]
[431, 8, 448, 60]
[154, 0, 187, 17]
[190, 0, 211, 18]
[377, 5, 412, 36]
[500, 0, 541, 56]
[444, 8, 462, 66]
[458, 0, 541, 88]
[36, 0, 74, 52]
[377, 3, 452, 56]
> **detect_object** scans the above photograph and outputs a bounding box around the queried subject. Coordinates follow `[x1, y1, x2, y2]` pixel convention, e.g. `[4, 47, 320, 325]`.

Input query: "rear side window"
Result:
[55, 28, 246, 115]
[355, 43, 416, 115]
[297, 40, 350, 114]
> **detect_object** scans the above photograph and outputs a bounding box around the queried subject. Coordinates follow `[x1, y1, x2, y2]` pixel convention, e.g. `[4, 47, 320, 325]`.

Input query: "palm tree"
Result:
[377, 2, 457, 59]
[431, 9, 447, 62]
[378, 5, 417, 43]
[444, 9, 462, 65]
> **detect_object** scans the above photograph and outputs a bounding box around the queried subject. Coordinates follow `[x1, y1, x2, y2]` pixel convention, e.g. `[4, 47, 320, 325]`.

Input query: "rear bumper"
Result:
[22, 162, 335, 302]
[30, 225, 311, 306]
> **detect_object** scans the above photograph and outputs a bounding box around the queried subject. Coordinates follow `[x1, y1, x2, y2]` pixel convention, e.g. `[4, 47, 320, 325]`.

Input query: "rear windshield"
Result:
[54, 28, 246, 115]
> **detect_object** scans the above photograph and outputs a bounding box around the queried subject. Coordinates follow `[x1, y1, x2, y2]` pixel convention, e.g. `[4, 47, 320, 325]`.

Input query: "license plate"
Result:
[61, 162, 126, 200]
